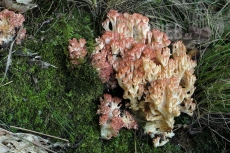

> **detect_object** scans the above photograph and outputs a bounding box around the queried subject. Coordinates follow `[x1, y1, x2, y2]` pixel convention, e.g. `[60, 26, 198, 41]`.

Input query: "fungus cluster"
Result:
[97, 94, 138, 139]
[0, 9, 26, 46]
[68, 38, 87, 65]
[92, 10, 197, 147]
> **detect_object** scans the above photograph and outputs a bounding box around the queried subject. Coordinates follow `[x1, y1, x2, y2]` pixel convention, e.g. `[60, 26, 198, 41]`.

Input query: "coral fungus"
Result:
[68, 38, 87, 65]
[92, 10, 197, 147]
[97, 94, 138, 139]
[0, 9, 26, 46]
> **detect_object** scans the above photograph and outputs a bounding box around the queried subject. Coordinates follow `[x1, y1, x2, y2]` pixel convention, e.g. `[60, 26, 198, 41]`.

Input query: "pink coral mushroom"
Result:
[93, 10, 197, 147]
[68, 38, 87, 65]
[0, 9, 26, 46]
[97, 94, 138, 139]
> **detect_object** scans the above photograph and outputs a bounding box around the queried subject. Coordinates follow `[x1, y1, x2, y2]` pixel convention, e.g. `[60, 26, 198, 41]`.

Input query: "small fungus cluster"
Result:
[0, 9, 26, 46]
[68, 38, 87, 65]
[97, 94, 138, 139]
[92, 10, 197, 147]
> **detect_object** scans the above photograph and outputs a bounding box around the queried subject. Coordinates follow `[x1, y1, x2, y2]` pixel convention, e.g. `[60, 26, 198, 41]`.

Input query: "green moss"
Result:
[0, 2, 103, 151]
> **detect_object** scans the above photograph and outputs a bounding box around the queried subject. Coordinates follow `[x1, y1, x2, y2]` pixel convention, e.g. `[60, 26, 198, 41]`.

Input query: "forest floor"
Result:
[0, 0, 229, 153]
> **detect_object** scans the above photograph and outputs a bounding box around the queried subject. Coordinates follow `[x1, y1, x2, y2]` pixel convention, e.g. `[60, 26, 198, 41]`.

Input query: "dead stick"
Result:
[10, 125, 69, 142]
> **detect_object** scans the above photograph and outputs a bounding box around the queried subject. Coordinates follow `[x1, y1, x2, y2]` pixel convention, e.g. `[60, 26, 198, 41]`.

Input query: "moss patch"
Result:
[0, 2, 104, 151]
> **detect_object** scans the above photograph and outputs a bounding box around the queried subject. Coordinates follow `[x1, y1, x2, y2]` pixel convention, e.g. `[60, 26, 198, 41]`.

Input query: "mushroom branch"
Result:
[91, 10, 197, 147]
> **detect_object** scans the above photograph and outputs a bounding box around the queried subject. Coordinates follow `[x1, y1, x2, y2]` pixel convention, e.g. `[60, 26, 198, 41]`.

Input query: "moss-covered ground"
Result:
[0, 0, 229, 152]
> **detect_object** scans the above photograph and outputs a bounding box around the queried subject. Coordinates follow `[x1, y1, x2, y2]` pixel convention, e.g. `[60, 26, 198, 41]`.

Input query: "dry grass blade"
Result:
[1, 26, 25, 85]
[10, 125, 69, 142]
